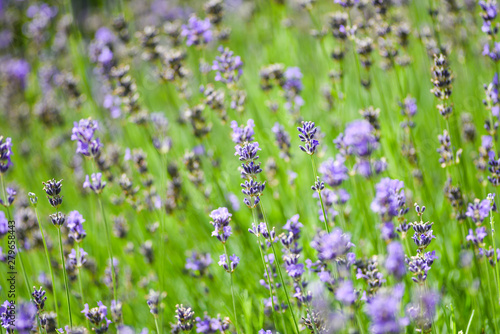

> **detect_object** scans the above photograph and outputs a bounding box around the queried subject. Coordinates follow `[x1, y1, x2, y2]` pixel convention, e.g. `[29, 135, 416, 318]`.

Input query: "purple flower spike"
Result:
[297, 121, 319, 155]
[0, 136, 13, 173]
[83, 173, 107, 194]
[181, 15, 213, 46]
[71, 118, 103, 157]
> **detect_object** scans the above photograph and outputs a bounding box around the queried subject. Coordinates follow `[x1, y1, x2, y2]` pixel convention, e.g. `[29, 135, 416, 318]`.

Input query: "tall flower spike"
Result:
[297, 121, 319, 155]
[83, 173, 107, 194]
[42, 179, 63, 208]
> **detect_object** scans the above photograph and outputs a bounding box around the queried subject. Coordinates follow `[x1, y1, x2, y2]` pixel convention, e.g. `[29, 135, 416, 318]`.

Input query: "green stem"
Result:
[311, 156, 330, 232]
[223, 243, 240, 334]
[76, 245, 90, 330]
[306, 303, 320, 334]
[57, 227, 73, 328]
[154, 316, 160, 334]
[252, 208, 283, 333]
[259, 203, 300, 334]
[97, 195, 118, 304]
[34, 207, 60, 326]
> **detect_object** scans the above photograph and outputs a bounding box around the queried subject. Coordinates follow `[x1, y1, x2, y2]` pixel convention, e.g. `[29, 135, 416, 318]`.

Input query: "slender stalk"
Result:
[310, 156, 329, 232]
[223, 243, 240, 334]
[259, 203, 300, 334]
[154, 316, 161, 334]
[305, 303, 320, 334]
[34, 207, 60, 326]
[75, 245, 90, 330]
[252, 208, 282, 333]
[482, 259, 498, 333]
[57, 227, 73, 328]
[97, 195, 117, 303]
[465, 310, 475, 334]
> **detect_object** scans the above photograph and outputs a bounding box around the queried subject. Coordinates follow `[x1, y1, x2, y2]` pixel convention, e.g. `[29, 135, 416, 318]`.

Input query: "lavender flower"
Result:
[185, 252, 212, 277]
[230, 119, 254, 144]
[385, 241, 406, 280]
[71, 118, 103, 157]
[0, 187, 15, 207]
[0, 136, 13, 173]
[407, 290, 440, 332]
[82, 302, 112, 332]
[212, 46, 243, 84]
[66, 210, 86, 242]
[342, 119, 378, 157]
[0, 211, 7, 238]
[68, 248, 87, 268]
[147, 290, 161, 316]
[181, 16, 213, 46]
[195, 314, 230, 333]
[15, 302, 37, 334]
[466, 227, 488, 246]
[297, 121, 319, 155]
[83, 173, 107, 194]
[271, 122, 291, 160]
[218, 253, 239, 272]
[371, 178, 405, 219]
[335, 280, 357, 305]
[42, 178, 63, 207]
[319, 155, 349, 187]
[209, 207, 233, 243]
[311, 228, 355, 262]
[32, 286, 47, 312]
[171, 304, 195, 333]
[466, 198, 491, 225]
[365, 285, 408, 334]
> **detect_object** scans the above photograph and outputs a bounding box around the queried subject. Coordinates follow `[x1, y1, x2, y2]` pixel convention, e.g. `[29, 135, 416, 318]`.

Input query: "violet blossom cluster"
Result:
[371, 178, 406, 240]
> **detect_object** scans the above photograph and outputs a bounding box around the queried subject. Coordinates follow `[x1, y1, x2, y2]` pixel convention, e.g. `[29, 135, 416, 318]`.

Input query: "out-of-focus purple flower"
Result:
[466, 227, 488, 245]
[336, 280, 357, 305]
[195, 314, 230, 333]
[466, 198, 491, 224]
[334, 0, 359, 7]
[259, 330, 273, 334]
[95, 27, 116, 45]
[311, 228, 354, 262]
[483, 42, 500, 61]
[283, 214, 304, 237]
[71, 118, 103, 157]
[366, 284, 408, 334]
[181, 15, 213, 46]
[66, 210, 86, 242]
[83, 173, 107, 194]
[0, 187, 15, 207]
[479, 0, 498, 35]
[407, 290, 440, 332]
[385, 241, 406, 280]
[0, 30, 12, 49]
[342, 119, 378, 157]
[319, 155, 349, 187]
[0, 211, 7, 238]
[212, 46, 243, 84]
[226, 192, 240, 211]
[186, 252, 212, 276]
[371, 178, 405, 220]
[68, 247, 87, 268]
[82, 301, 112, 331]
[15, 302, 37, 334]
[283, 67, 303, 93]
[0, 300, 13, 330]
[0, 136, 13, 173]
[272, 122, 292, 160]
[1, 59, 30, 89]
[230, 119, 254, 144]
[297, 121, 319, 155]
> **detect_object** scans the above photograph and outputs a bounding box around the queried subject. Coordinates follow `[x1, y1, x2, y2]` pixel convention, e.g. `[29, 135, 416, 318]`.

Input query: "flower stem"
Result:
[252, 208, 281, 333]
[34, 207, 60, 326]
[76, 245, 90, 330]
[310, 156, 330, 233]
[57, 227, 73, 328]
[97, 195, 118, 304]
[223, 243, 240, 334]
[259, 203, 300, 334]
[154, 316, 160, 334]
